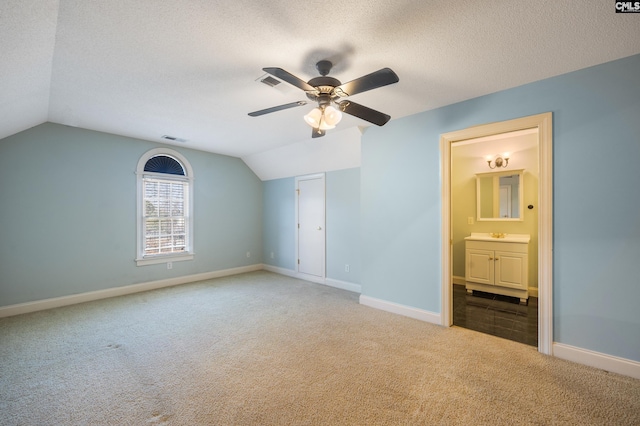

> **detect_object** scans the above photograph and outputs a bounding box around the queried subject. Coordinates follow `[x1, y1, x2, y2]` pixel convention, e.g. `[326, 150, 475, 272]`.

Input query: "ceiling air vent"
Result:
[260, 76, 281, 87]
[161, 135, 187, 143]
[255, 73, 293, 95]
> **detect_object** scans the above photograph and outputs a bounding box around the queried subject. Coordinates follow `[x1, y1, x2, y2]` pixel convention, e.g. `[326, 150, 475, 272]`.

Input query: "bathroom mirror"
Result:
[476, 169, 524, 221]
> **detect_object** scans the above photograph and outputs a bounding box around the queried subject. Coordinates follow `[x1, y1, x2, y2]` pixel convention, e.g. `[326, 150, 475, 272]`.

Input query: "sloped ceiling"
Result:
[2, 0, 639, 177]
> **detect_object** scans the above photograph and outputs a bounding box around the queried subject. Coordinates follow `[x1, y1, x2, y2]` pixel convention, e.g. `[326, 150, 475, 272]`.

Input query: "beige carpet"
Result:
[1, 271, 639, 425]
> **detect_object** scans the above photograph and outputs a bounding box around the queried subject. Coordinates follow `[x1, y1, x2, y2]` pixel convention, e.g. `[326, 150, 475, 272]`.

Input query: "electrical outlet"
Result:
[468, 217, 474, 225]
[270, 252, 274, 259]
[345, 264, 350, 273]
[167, 262, 172, 270]
[246, 251, 251, 258]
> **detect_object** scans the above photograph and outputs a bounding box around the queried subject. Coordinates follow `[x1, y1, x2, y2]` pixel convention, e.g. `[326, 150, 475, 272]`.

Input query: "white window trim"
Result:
[135, 148, 195, 266]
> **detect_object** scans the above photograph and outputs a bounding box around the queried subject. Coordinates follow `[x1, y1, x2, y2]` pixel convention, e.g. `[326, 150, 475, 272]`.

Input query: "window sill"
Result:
[136, 253, 194, 266]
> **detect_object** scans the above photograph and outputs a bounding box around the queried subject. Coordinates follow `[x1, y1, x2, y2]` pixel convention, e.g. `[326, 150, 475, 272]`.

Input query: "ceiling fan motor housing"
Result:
[306, 76, 342, 105]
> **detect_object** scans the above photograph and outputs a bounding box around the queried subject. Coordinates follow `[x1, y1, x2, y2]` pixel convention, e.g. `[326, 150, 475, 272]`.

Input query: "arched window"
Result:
[136, 148, 194, 266]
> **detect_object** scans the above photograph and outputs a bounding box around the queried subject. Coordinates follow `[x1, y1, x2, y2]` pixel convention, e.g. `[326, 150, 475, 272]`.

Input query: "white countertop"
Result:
[464, 233, 531, 243]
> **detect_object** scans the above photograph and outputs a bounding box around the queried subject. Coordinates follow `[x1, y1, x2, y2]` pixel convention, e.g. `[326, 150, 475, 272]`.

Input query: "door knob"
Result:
[317, 226, 322, 230]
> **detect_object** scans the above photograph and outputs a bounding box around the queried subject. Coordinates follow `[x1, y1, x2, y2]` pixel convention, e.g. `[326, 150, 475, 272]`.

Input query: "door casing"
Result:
[440, 112, 553, 355]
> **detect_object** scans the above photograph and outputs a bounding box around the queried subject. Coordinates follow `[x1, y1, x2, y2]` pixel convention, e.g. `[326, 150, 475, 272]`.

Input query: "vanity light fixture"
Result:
[486, 153, 510, 169]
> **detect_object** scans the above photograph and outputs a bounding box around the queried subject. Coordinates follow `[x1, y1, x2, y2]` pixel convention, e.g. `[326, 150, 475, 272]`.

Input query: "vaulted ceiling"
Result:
[2, 1, 639, 166]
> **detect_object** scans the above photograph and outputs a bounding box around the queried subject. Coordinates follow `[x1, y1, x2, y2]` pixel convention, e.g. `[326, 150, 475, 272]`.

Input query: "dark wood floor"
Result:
[453, 284, 538, 347]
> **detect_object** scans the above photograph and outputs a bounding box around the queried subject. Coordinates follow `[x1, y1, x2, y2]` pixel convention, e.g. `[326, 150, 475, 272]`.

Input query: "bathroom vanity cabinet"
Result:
[464, 233, 530, 303]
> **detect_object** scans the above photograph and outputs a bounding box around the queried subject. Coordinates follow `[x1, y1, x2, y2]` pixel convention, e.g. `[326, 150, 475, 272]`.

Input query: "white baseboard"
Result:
[262, 264, 297, 278]
[262, 264, 361, 293]
[0, 264, 263, 318]
[553, 343, 640, 380]
[295, 272, 326, 285]
[1, 263, 362, 318]
[325, 278, 362, 293]
[359, 295, 441, 325]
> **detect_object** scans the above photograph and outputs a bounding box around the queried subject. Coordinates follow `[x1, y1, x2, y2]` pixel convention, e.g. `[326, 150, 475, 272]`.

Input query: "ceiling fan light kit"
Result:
[248, 60, 399, 138]
[303, 105, 342, 130]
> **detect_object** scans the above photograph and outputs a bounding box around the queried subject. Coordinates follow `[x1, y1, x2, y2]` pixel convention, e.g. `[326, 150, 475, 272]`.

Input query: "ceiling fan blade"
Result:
[333, 68, 399, 97]
[311, 128, 326, 138]
[338, 101, 391, 126]
[248, 101, 307, 117]
[263, 67, 316, 92]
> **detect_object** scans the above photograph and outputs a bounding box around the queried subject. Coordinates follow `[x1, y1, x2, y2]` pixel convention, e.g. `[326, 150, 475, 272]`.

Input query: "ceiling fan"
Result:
[248, 60, 399, 138]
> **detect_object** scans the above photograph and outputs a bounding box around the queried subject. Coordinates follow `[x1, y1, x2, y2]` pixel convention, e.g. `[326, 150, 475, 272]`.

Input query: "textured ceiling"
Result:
[2, 0, 640, 159]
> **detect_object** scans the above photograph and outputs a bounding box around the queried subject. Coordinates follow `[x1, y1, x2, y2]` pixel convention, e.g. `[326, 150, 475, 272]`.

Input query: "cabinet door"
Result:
[466, 249, 494, 285]
[494, 251, 527, 289]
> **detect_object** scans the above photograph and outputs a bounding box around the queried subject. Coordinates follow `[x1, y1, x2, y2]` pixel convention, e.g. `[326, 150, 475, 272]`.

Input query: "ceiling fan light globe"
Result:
[304, 107, 323, 127]
[323, 106, 342, 126]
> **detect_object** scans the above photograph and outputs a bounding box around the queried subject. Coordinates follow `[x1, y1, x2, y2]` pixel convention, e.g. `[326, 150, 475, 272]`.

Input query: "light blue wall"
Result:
[3, 56, 638, 363]
[326, 168, 361, 284]
[361, 54, 640, 361]
[361, 114, 442, 311]
[0, 123, 262, 306]
[262, 169, 361, 284]
[262, 177, 296, 271]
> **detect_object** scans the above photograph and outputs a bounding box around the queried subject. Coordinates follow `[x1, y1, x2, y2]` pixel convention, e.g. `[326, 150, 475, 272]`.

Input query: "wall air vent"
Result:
[161, 135, 187, 143]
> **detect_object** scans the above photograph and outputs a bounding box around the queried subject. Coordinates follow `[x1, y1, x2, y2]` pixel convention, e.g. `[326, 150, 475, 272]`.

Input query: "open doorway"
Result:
[440, 113, 553, 355]
[451, 129, 538, 346]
